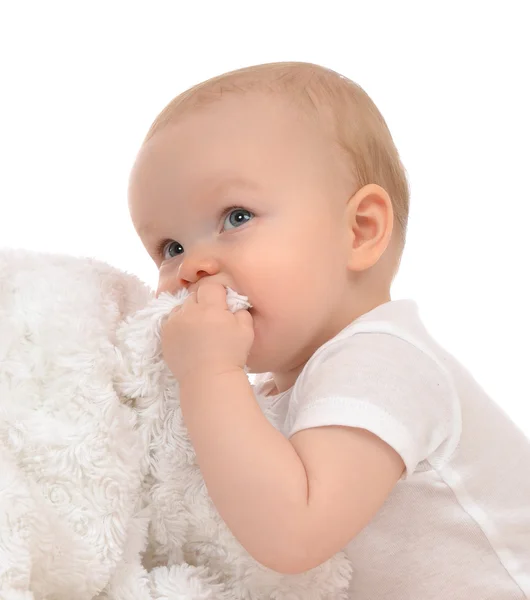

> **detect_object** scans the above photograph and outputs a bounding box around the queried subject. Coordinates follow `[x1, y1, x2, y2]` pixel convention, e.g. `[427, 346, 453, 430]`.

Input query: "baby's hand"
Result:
[161, 281, 254, 384]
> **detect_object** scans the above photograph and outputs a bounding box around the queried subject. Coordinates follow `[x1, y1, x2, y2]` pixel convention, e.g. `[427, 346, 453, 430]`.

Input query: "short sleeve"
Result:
[286, 332, 461, 478]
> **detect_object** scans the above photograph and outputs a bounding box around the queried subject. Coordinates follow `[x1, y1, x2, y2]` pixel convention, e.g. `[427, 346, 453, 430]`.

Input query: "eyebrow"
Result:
[198, 175, 262, 198]
[136, 176, 261, 238]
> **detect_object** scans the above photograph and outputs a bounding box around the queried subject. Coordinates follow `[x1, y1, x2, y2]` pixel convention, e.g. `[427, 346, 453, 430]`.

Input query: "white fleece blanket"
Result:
[0, 249, 352, 600]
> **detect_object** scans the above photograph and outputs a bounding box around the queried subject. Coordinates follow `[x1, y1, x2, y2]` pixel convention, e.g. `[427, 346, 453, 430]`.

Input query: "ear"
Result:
[345, 184, 394, 272]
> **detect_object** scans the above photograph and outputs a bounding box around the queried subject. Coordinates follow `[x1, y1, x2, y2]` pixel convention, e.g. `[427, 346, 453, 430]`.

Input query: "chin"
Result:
[246, 346, 286, 377]
[244, 358, 266, 375]
[245, 349, 271, 376]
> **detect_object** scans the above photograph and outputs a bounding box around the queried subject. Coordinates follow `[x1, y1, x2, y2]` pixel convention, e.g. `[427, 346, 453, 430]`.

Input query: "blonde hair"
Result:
[144, 61, 410, 267]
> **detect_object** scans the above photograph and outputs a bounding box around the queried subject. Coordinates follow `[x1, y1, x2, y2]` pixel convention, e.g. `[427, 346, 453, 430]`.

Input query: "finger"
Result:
[196, 282, 228, 308]
[176, 290, 197, 309]
[169, 290, 196, 317]
[184, 290, 197, 303]
[234, 308, 254, 330]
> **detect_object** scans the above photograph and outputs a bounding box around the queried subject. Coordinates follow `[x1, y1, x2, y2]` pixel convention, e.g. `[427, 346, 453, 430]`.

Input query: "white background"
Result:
[1, 2, 528, 435]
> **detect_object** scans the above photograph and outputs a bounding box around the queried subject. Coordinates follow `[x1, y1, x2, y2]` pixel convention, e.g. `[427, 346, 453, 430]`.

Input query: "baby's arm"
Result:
[179, 369, 404, 574]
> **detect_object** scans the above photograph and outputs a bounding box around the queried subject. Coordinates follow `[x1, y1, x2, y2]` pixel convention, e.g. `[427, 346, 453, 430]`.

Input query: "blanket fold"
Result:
[0, 249, 352, 599]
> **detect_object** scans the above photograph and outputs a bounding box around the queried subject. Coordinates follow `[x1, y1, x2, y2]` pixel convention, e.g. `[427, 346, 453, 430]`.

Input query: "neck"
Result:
[270, 289, 392, 395]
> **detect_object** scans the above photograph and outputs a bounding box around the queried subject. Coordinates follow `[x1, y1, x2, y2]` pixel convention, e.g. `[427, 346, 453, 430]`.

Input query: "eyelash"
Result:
[155, 205, 252, 260]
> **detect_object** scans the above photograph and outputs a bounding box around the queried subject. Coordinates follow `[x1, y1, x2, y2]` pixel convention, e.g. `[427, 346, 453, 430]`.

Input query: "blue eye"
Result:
[157, 207, 253, 262]
[223, 208, 253, 230]
[160, 240, 183, 260]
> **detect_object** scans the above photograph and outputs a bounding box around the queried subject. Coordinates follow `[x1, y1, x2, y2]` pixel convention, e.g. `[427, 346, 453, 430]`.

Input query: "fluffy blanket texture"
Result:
[0, 249, 352, 599]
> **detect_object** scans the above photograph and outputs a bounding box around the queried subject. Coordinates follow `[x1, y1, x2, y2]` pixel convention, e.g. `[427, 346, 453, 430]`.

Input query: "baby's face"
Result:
[129, 92, 355, 377]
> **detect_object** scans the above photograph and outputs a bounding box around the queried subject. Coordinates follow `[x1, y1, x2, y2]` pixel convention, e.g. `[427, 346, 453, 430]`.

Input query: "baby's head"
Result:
[128, 62, 409, 385]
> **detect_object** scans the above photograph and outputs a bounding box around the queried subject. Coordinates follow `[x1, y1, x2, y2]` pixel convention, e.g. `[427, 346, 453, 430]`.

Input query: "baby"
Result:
[127, 62, 530, 599]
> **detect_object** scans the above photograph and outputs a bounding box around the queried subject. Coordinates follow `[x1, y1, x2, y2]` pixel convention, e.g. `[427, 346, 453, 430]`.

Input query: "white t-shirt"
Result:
[253, 299, 530, 599]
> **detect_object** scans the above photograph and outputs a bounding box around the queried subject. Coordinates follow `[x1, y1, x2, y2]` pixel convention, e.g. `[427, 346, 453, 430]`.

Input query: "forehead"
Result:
[134, 92, 328, 174]
[133, 175, 261, 238]
[128, 93, 347, 234]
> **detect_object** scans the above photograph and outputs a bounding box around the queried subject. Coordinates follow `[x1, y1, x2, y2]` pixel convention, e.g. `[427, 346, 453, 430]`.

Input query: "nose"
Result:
[170, 250, 221, 292]
[156, 244, 222, 298]
[178, 255, 220, 287]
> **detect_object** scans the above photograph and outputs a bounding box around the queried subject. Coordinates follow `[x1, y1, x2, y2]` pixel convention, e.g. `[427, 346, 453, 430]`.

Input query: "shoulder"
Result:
[287, 328, 462, 477]
[299, 328, 455, 403]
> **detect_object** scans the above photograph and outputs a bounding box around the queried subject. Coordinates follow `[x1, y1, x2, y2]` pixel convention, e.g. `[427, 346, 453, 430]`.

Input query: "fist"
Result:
[161, 282, 254, 383]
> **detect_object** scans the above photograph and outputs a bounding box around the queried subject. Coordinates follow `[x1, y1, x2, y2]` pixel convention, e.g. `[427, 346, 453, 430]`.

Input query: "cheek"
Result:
[155, 269, 176, 297]
[238, 222, 339, 309]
